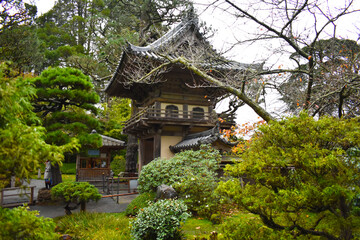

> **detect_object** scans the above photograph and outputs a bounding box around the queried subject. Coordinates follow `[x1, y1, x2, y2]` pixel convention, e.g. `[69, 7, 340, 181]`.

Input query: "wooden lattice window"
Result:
[192, 107, 204, 119]
[165, 105, 179, 118]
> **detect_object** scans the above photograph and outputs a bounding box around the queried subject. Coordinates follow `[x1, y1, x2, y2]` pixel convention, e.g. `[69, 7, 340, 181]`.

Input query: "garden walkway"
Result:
[3, 179, 137, 218]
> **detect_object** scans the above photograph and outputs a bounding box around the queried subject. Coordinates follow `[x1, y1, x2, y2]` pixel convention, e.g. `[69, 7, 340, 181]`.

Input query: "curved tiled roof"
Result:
[91, 130, 126, 148]
[124, 17, 259, 71]
[169, 125, 237, 153]
[105, 16, 263, 94]
[100, 134, 125, 147]
[127, 17, 200, 53]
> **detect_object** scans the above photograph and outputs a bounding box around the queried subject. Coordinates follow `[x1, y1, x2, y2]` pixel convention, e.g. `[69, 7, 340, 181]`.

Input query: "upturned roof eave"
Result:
[104, 51, 127, 95]
[169, 135, 237, 153]
[169, 124, 238, 153]
[100, 134, 126, 148]
[127, 17, 199, 53]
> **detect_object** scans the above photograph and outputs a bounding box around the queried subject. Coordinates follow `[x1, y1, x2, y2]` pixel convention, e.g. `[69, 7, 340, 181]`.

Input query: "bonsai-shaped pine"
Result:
[51, 182, 101, 214]
[29, 67, 102, 186]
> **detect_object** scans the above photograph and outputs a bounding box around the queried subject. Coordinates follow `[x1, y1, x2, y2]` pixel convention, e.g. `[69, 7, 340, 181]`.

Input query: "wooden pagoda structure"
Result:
[105, 15, 258, 172]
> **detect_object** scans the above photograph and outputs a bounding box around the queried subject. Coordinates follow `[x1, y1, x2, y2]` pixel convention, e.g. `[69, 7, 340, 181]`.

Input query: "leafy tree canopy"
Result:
[281, 38, 360, 118]
[0, 0, 37, 34]
[219, 112, 360, 239]
[0, 25, 44, 73]
[101, 97, 131, 140]
[0, 63, 78, 186]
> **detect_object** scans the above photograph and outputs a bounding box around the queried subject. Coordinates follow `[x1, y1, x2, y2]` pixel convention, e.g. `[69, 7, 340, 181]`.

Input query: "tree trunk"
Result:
[125, 134, 138, 173]
[339, 195, 353, 240]
[339, 91, 344, 118]
[172, 56, 276, 123]
[80, 202, 86, 212]
[51, 163, 62, 186]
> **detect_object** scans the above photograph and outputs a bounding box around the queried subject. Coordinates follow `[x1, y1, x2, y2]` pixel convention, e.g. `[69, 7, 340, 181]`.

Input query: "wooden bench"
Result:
[0, 186, 36, 207]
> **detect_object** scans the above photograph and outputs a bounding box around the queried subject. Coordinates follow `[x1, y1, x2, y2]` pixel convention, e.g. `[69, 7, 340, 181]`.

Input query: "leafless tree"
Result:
[201, 0, 360, 120]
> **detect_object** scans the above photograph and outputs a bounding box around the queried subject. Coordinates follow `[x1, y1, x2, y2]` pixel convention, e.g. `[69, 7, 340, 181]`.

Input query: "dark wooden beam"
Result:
[154, 128, 162, 159]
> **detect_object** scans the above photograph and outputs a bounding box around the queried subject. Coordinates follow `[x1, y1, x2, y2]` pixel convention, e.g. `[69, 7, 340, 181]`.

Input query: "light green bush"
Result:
[138, 145, 220, 193]
[110, 155, 126, 175]
[130, 199, 190, 240]
[174, 170, 219, 219]
[139, 145, 221, 217]
[137, 145, 222, 218]
[0, 206, 58, 240]
[138, 145, 222, 217]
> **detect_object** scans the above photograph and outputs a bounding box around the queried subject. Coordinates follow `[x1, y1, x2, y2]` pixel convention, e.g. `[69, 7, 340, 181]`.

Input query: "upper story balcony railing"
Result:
[122, 104, 236, 133]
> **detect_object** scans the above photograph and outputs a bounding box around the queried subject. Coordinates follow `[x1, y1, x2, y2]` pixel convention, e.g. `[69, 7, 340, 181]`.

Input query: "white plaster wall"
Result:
[161, 136, 183, 159]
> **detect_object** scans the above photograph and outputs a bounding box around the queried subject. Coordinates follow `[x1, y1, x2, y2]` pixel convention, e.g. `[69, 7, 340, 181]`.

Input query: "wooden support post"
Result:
[117, 174, 120, 203]
[107, 177, 110, 194]
[208, 106, 213, 121]
[154, 129, 161, 159]
[30, 187, 34, 204]
[76, 154, 80, 182]
[155, 102, 161, 117]
[183, 104, 188, 119]
[0, 189, 3, 207]
[102, 173, 105, 193]
[138, 139, 145, 172]
[128, 179, 130, 193]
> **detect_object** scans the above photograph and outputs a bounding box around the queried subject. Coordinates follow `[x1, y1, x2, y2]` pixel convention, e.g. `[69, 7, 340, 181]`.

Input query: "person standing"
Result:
[44, 160, 52, 189]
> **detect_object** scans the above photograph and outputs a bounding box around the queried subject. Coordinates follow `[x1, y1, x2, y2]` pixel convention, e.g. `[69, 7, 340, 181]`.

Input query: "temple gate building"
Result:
[105, 15, 259, 172]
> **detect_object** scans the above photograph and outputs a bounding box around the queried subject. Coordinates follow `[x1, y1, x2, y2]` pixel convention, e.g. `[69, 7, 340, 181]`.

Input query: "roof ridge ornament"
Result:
[182, 6, 198, 24]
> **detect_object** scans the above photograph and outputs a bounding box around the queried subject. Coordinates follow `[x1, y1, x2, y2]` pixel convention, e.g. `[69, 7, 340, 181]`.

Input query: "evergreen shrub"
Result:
[130, 199, 190, 240]
[51, 181, 101, 212]
[110, 155, 126, 175]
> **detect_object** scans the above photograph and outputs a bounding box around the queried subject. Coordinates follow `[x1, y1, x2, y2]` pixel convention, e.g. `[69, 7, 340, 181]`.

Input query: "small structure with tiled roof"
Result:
[76, 131, 126, 181]
[170, 124, 236, 153]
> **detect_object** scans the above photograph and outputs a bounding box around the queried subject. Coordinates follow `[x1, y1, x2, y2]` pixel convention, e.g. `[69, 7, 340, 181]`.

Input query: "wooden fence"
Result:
[0, 186, 35, 207]
[102, 176, 138, 202]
